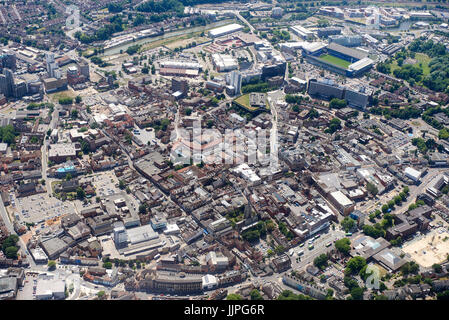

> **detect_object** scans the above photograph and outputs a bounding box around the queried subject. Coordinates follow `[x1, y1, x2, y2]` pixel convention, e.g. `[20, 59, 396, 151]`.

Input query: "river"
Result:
[102, 19, 235, 56]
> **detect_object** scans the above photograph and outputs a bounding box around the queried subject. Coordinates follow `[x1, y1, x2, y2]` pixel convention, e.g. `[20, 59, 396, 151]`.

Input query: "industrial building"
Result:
[211, 54, 238, 72]
[208, 23, 243, 38]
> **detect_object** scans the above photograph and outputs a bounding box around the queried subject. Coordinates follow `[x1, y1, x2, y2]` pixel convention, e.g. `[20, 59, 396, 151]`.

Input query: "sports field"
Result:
[319, 54, 351, 69]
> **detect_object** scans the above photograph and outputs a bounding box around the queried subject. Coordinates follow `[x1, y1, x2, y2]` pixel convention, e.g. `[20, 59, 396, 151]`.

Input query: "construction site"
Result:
[402, 229, 449, 268]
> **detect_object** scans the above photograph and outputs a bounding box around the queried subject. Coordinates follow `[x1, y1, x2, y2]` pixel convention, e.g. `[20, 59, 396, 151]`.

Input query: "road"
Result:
[231, 11, 255, 33]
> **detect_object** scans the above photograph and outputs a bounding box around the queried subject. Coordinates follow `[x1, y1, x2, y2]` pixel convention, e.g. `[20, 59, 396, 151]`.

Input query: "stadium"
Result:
[305, 42, 374, 77]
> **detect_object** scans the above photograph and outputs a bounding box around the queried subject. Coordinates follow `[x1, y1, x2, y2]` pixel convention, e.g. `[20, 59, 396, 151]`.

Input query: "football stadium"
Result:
[305, 42, 374, 77]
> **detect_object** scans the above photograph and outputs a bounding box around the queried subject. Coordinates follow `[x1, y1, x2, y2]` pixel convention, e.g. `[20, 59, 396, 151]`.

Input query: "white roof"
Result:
[348, 57, 374, 71]
[330, 190, 354, 207]
[209, 23, 243, 37]
[404, 167, 421, 180]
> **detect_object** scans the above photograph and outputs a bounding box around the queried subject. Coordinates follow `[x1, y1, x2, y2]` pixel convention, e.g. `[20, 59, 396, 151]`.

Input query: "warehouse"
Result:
[208, 23, 243, 38]
[211, 54, 238, 72]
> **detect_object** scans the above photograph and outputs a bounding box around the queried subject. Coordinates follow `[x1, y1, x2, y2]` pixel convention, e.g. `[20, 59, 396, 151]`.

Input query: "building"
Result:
[317, 27, 342, 38]
[372, 248, 406, 272]
[282, 273, 327, 299]
[329, 35, 363, 47]
[35, 277, 65, 300]
[329, 190, 355, 215]
[202, 274, 218, 290]
[43, 77, 68, 93]
[211, 54, 238, 72]
[0, 277, 17, 300]
[228, 70, 242, 95]
[272, 254, 291, 272]
[171, 78, 188, 96]
[290, 25, 315, 40]
[0, 68, 14, 98]
[208, 23, 243, 38]
[344, 87, 370, 110]
[272, 7, 284, 18]
[48, 143, 77, 163]
[0, 50, 16, 70]
[404, 167, 422, 182]
[308, 79, 344, 100]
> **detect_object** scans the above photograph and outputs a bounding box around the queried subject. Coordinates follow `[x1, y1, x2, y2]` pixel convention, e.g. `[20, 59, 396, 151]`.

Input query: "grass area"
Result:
[233, 94, 269, 112]
[415, 53, 431, 76]
[389, 52, 431, 77]
[49, 90, 76, 103]
[165, 36, 210, 50]
[50, 181, 61, 193]
[319, 54, 352, 69]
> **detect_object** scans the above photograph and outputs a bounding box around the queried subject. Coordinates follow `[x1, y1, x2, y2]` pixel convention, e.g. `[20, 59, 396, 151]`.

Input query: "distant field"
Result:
[319, 54, 351, 69]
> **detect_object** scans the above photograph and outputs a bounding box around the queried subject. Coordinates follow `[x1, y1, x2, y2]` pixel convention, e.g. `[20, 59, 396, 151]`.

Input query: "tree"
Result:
[119, 180, 126, 190]
[5, 246, 18, 259]
[341, 217, 356, 232]
[75, 96, 82, 104]
[345, 256, 367, 275]
[382, 204, 389, 213]
[401, 261, 420, 275]
[71, 109, 78, 119]
[335, 238, 351, 255]
[226, 294, 242, 300]
[65, 173, 72, 181]
[433, 263, 443, 273]
[139, 203, 148, 214]
[103, 261, 112, 269]
[48, 260, 57, 270]
[250, 289, 264, 300]
[366, 182, 378, 196]
[329, 98, 347, 109]
[314, 253, 329, 270]
[76, 187, 85, 200]
[97, 291, 106, 299]
[325, 118, 342, 134]
[350, 287, 364, 300]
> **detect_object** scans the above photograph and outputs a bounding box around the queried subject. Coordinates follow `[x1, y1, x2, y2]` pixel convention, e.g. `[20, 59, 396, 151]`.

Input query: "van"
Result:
[325, 242, 332, 247]
[297, 250, 304, 256]
[289, 249, 294, 256]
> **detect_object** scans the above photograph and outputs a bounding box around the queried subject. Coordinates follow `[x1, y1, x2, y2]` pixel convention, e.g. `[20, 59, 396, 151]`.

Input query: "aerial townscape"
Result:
[2, 0, 449, 303]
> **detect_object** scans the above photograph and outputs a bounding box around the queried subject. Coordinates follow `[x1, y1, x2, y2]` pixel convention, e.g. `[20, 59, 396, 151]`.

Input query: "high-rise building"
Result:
[171, 77, 188, 95]
[45, 53, 60, 78]
[1, 50, 17, 70]
[0, 68, 14, 98]
[229, 70, 242, 95]
[13, 80, 27, 98]
[79, 60, 90, 80]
